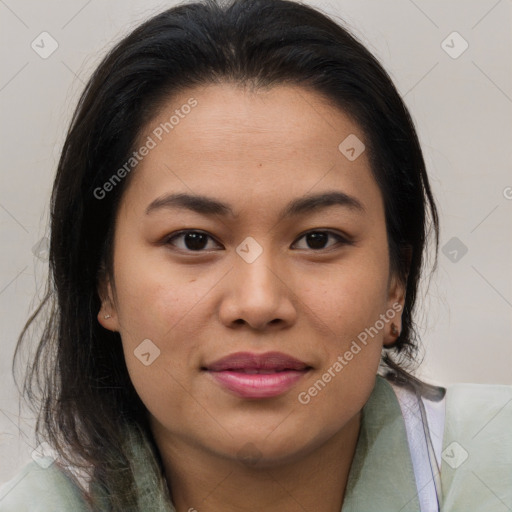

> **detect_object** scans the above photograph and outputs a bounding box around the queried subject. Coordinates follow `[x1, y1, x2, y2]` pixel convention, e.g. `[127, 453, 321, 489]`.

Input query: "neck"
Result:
[151, 413, 361, 512]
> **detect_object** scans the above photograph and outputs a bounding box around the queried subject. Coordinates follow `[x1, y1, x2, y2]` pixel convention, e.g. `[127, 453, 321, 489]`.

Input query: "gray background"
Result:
[1, 0, 511, 483]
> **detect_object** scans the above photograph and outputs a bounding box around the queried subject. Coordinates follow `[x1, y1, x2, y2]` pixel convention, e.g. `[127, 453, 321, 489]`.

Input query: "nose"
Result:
[218, 246, 297, 331]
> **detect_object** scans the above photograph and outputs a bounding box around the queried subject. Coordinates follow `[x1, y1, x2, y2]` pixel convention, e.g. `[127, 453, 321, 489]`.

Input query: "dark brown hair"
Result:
[14, 0, 440, 508]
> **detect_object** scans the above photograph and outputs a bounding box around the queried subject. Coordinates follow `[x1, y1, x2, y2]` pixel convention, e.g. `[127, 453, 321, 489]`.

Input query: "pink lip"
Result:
[203, 351, 311, 399]
[207, 369, 310, 398]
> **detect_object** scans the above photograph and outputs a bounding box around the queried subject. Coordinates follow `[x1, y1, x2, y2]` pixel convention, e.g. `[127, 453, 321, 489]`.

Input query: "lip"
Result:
[203, 351, 312, 399]
[204, 351, 310, 372]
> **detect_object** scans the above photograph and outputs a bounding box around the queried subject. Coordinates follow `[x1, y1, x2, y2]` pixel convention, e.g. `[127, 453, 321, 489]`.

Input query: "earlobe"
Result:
[383, 320, 402, 348]
[97, 273, 119, 332]
[97, 297, 120, 332]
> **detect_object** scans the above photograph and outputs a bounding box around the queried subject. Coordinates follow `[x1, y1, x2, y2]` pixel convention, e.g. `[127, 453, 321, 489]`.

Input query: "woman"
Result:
[1, 0, 510, 510]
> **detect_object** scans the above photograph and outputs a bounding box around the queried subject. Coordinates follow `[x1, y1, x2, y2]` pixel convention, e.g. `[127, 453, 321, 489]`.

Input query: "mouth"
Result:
[202, 351, 312, 399]
[212, 368, 302, 374]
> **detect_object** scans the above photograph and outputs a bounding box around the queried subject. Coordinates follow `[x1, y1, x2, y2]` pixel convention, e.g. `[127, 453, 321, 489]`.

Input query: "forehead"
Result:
[142, 83, 360, 158]
[121, 83, 381, 217]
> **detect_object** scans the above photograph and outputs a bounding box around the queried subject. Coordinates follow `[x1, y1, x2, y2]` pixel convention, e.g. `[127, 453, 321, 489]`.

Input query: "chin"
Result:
[208, 429, 323, 470]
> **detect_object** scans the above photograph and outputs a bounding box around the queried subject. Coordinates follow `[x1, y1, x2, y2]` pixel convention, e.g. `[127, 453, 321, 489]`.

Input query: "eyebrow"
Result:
[145, 190, 365, 220]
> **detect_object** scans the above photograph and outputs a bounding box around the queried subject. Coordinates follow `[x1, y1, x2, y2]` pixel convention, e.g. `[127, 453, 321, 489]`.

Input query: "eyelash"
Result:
[163, 229, 353, 253]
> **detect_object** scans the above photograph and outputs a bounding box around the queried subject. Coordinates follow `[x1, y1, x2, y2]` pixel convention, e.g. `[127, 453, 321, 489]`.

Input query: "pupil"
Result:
[182, 232, 328, 251]
[307, 232, 328, 249]
[185, 232, 207, 250]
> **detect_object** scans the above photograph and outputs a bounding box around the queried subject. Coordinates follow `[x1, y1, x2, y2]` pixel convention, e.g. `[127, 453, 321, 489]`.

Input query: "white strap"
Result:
[390, 383, 446, 512]
[421, 394, 445, 473]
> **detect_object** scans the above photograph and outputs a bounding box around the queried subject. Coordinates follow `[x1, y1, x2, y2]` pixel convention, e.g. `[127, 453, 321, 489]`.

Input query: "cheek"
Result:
[293, 273, 386, 441]
[299, 255, 390, 342]
[111, 245, 219, 400]
[112, 244, 206, 342]
[113, 269, 201, 426]
[293, 251, 389, 402]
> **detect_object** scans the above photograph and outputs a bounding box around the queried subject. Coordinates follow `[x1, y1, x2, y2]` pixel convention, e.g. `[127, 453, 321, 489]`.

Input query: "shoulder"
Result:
[386, 375, 512, 510]
[442, 381, 512, 460]
[0, 458, 91, 512]
[442, 382, 512, 511]
[443, 381, 512, 454]
[444, 380, 512, 420]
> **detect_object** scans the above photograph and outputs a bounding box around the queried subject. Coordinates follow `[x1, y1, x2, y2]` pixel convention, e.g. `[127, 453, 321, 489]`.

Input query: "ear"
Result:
[382, 271, 407, 348]
[383, 246, 412, 346]
[97, 266, 120, 332]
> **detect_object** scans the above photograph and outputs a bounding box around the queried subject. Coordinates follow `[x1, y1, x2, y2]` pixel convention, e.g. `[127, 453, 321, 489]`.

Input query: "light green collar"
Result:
[341, 375, 420, 511]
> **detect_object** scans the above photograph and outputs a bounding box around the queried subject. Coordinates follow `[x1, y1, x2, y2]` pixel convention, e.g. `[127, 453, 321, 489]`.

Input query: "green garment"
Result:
[1, 376, 511, 511]
[340, 376, 420, 511]
[441, 382, 512, 511]
[105, 375, 421, 512]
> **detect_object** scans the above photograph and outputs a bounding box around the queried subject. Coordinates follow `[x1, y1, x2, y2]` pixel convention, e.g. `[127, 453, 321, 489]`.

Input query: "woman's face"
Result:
[98, 83, 405, 466]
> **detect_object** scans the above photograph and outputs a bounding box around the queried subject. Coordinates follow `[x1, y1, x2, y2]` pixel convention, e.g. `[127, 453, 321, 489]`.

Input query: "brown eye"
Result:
[164, 229, 352, 253]
[292, 231, 351, 251]
[165, 230, 222, 252]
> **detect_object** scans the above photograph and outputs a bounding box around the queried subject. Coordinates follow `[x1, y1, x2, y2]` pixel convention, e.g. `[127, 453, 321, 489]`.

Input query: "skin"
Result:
[98, 83, 406, 512]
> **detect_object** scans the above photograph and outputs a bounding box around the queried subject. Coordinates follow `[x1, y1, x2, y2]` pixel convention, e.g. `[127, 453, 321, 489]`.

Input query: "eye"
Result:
[164, 229, 352, 253]
[164, 230, 222, 252]
[292, 230, 352, 251]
